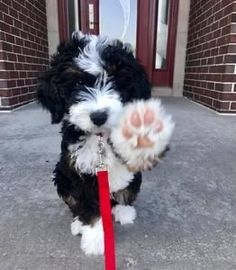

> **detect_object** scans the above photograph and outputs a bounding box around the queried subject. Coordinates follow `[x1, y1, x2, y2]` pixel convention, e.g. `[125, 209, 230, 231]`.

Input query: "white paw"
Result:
[112, 205, 136, 225]
[80, 219, 104, 256]
[110, 99, 174, 172]
[71, 217, 83, 236]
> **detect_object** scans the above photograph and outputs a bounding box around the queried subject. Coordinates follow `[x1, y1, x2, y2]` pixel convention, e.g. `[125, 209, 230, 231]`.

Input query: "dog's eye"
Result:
[75, 73, 96, 87]
[85, 74, 97, 87]
[75, 81, 82, 88]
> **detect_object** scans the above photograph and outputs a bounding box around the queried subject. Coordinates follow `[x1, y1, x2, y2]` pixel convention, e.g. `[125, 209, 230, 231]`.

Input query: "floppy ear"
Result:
[102, 41, 151, 101]
[37, 34, 87, 124]
[37, 69, 66, 124]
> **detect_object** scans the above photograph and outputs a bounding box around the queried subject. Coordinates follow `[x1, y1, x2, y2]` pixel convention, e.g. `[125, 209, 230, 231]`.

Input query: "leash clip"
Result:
[96, 135, 107, 172]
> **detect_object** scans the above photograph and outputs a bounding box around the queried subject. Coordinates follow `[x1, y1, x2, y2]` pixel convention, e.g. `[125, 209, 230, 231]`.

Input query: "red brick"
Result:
[0, 71, 9, 79]
[221, 25, 231, 35]
[224, 55, 236, 63]
[7, 80, 17, 88]
[0, 98, 10, 106]
[0, 51, 7, 61]
[1, 42, 12, 52]
[0, 80, 8, 88]
[228, 45, 236, 53]
[11, 88, 21, 96]
[219, 93, 236, 101]
[3, 14, 13, 25]
[17, 55, 26, 62]
[219, 45, 228, 54]
[215, 83, 232, 91]
[8, 96, 19, 106]
[0, 89, 12, 97]
[231, 102, 236, 109]
[9, 7, 18, 18]
[215, 56, 224, 64]
[229, 34, 236, 43]
[0, 2, 8, 14]
[199, 96, 214, 107]
[219, 15, 230, 27]
[209, 65, 234, 73]
[14, 19, 22, 29]
[11, 27, 20, 36]
[231, 13, 236, 23]
[221, 74, 236, 82]
[213, 100, 230, 110]
[16, 79, 25, 87]
[5, 33, 15, 44]
[9, 71, 19, 78]
[7, 53, 17, 61]
[4, 62, 14, 70]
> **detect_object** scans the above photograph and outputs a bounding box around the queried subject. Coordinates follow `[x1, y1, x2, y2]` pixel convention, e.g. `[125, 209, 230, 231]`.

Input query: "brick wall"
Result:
[184, 0, 236, 113]
[0, 0, 49, 110]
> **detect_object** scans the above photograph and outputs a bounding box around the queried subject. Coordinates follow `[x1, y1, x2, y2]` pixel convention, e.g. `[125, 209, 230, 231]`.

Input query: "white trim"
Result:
[232, 83, 235, 91]
[74, 0, 79, 32]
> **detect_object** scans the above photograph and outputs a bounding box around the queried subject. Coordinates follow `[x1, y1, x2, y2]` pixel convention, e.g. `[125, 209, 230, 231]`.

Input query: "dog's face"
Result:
[38, 32, 151, 134]
[69, 82, 122, 134]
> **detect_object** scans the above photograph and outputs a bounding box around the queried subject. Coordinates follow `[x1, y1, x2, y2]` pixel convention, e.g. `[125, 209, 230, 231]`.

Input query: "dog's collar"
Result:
[107, 138, 128, 165]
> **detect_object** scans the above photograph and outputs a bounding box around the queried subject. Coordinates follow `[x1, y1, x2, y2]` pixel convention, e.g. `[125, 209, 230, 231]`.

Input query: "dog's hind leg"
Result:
[111, 172, 141, 225]
[112, 205, 136, 225]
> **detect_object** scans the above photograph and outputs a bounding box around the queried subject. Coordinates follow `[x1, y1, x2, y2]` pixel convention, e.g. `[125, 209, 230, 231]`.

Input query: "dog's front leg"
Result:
[70, 201, 105, 256]
[71, 216, 104, 256]
[80, 218, 104, 256]
[53, 165, 104, 256]
[70, 214, 104, 256]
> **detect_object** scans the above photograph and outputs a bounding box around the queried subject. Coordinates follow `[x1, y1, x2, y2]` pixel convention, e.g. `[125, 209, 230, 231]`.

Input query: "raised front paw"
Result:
[110, 99, 174, 172]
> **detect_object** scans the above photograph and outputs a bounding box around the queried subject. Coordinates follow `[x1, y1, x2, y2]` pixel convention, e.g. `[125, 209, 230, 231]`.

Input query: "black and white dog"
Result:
[38, 32, 174, 255]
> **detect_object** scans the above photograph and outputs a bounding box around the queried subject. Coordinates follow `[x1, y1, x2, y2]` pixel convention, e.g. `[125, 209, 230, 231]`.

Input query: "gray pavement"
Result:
[0, 97, 236, 270]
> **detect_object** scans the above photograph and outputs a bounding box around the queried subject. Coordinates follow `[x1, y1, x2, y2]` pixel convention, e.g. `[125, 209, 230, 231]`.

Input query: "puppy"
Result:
[38, 32, 174, 255]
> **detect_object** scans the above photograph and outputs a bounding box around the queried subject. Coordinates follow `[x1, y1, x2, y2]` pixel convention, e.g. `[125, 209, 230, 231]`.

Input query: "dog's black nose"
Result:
[90, 110, 108, 126]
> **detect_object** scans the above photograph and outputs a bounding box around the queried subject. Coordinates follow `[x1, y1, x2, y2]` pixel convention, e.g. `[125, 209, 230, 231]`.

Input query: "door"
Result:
[80, 0, 138, 52]
[57, 0, 179, 87]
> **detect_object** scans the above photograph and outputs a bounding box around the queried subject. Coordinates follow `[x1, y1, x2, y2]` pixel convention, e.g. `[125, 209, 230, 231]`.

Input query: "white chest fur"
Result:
[68, 135, 134, 192]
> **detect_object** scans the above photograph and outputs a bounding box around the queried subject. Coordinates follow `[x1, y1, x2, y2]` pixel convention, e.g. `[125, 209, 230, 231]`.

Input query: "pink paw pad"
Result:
[122, 106, 164, 148]
[122, 123, 133, 139]
[131, 111, 141, 127]
[144, 109, 154, 125]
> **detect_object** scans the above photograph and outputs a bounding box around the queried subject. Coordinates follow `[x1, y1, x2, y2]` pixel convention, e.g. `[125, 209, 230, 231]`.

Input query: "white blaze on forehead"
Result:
[74, 34, 109, 75]
[78, 82, 120, 109]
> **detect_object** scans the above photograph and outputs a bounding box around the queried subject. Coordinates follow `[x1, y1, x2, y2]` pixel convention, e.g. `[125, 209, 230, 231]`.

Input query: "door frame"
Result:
[137, 0, 179, 86]
[57, 0, 179, 87]
[151, 0, 179, 87]
[57, 0, 70, 42]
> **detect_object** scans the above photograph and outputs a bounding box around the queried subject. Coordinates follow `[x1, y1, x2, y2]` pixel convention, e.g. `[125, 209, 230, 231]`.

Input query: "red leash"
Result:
[96, 136, 116, 270]
[97, 170, 116, 270]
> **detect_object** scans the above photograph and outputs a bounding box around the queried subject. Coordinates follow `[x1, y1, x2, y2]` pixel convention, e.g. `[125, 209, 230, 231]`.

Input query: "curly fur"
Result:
[38, 32, 155, 255]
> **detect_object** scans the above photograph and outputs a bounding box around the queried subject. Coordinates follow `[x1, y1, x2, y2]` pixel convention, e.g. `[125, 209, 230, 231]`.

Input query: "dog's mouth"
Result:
[93, 127, 111, 137]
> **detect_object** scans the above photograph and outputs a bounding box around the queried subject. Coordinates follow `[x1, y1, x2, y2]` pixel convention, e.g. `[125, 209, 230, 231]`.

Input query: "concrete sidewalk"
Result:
[0, 98, 236, 270]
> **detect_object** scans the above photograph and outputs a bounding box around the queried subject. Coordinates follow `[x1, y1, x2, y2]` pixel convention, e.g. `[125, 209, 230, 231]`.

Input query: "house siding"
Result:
[0, 0, 49, 110]
[184, 0, 236, 113]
